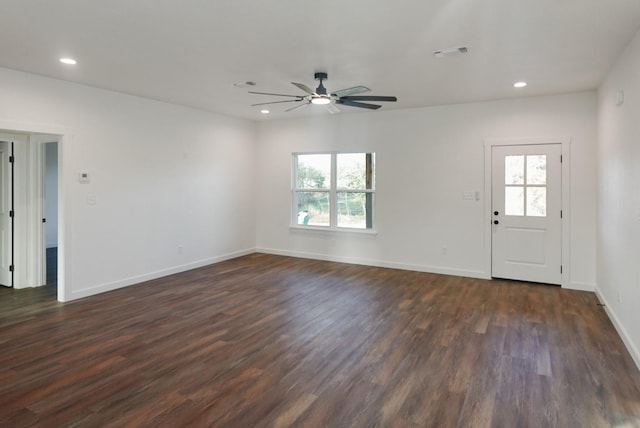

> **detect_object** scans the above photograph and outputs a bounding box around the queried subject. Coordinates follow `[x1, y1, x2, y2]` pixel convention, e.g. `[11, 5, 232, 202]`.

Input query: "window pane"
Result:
[526, 187, 547, 217]
[296, 154, 331, 189]
[527, 155, 547, 185]
[296, 192, 330, 226]
[337, 153, 375, 190]
[337, 192, 373, 229]
[505, 155, 524, 185]
[505, 187, 524, 216]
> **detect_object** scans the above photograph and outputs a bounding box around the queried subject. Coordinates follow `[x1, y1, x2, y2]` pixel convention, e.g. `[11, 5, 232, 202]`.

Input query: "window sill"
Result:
[289, 225, 378, 236]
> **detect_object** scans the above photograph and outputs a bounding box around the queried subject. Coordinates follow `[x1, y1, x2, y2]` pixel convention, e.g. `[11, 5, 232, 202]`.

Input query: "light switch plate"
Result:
[462, 191, 475, 200]
[79, 172, 90, 183]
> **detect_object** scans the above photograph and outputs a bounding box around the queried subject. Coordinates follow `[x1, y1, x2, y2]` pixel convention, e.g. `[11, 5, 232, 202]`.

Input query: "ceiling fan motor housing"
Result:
[314, 72, 328, 81]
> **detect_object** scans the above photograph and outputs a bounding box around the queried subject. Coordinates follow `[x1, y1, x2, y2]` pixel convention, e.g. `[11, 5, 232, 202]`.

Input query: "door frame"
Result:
[0, 119, 71, 302]
[29, 135, 57, 288]
[483, 137, 571, 288]
[0, 141, 14, 287]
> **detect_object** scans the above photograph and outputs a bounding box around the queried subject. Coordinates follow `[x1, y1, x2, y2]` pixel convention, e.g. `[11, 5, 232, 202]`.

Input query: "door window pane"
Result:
[296, 192, 330, 226]
[337, 192, 372, 229]
[296, 154, 331, 189]
[505, 155, 524, 185]
[527, 155, 547, 185]
[526, 187, 547, 217]
[505, 187, 524, 216]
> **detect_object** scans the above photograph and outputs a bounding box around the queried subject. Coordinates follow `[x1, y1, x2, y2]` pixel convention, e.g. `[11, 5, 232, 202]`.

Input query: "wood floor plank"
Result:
[1, 253, 640, 427]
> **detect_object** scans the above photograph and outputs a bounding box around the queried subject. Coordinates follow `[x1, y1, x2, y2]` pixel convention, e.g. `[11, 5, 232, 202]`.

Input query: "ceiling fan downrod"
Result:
[314, 72, 328, 96]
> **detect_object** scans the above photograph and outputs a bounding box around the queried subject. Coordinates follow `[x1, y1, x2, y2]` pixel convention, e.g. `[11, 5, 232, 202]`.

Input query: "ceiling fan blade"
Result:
[331, 86, 370, 97]
[325, 103, 341, 114]
[251, 99, 304, 106]
[291, 82, 317, 96]
[339, 95, 397, 102]
[285, 102, 310, 112]
[248, 91, 304, 98]
[336, 100, 381, 110]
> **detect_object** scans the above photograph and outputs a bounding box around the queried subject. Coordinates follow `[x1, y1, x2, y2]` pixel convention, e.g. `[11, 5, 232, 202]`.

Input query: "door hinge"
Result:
[9, 265, 14, 272]
[9, 155, 14, 163]
[560, 155, 563, 163]
[560, 265, 563, 274]
[9, 210, 14, 218]
[560, 210, 563, 218]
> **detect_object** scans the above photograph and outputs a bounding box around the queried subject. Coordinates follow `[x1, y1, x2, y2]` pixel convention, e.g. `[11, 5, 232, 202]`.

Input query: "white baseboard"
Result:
[594, 287, 640, 373]
[565, 281, 596, 292]
[66, 248, 256, 301]
[255, 247, 490, 280]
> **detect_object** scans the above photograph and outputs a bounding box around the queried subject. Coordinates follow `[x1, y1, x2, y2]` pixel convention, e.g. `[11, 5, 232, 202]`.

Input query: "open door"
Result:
[0, 141, 13, 287]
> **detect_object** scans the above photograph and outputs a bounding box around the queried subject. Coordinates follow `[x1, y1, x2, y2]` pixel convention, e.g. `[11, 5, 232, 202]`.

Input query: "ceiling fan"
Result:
[249, 72, 397, 113]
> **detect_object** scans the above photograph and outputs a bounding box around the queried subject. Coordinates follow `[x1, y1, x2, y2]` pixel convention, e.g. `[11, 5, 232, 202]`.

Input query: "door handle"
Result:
[494, 211, 499, 216]
[493, 220, 499, 225]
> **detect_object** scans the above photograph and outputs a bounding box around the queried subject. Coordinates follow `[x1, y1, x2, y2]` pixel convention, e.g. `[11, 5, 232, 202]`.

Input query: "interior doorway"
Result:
[0, 131, 60, 295]
[0, 140, 13, 287]
[45, 142, 59, 288]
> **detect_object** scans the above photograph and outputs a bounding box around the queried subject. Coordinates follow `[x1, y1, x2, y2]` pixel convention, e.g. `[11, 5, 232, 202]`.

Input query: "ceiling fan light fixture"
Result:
[249, 72, 397, 113]
[311, 96, 331, 105]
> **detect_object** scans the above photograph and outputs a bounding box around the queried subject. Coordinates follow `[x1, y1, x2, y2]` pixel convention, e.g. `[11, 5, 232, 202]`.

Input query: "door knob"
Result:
[493, 220, 499, 225]
[494, 211, 499, 216]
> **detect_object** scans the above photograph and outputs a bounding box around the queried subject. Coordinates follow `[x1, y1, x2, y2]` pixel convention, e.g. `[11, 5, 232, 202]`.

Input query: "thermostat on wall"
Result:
[79, 172, 90, 183]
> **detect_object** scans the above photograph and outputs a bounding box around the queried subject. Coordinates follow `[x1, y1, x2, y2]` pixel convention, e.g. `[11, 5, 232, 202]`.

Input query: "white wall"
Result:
[0, 66, 601, 303]
[0, 67, 257, 301]
[45, 142, 58, 248]
[597, 29, 640, 368]
[256, 92, 598, 289]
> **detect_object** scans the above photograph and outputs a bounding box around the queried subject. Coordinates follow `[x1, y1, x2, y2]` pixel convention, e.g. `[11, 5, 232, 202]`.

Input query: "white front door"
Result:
[491, 144, 562, 284]
[0, 141, 12, 287]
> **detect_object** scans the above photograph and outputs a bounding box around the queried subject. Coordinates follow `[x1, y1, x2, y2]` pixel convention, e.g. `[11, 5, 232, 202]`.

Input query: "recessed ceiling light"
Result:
[260, 109, 270, 114]
[60, 58, 77, 65]
[514, 81, 527, 88]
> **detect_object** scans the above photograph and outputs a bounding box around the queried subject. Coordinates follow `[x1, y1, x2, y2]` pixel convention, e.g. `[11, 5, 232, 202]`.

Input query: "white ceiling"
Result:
[1, 0, 639, 121]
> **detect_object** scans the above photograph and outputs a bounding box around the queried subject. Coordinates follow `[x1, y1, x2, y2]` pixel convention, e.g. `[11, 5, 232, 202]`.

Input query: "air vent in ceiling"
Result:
[433, 47, 469, 58]
[233, 81, 257, 88]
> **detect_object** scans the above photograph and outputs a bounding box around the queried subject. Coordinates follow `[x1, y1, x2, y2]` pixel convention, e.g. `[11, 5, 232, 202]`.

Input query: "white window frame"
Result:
[291, 152, 376, 232]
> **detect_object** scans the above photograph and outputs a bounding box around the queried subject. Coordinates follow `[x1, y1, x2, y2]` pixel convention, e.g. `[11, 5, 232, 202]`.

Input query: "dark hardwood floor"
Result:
[1, 253, 640, 427]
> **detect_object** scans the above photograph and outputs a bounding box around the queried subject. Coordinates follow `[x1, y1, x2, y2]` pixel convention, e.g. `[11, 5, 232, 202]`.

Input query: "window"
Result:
[293, 152, 375, 230]
[504, 154, 547, 217]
